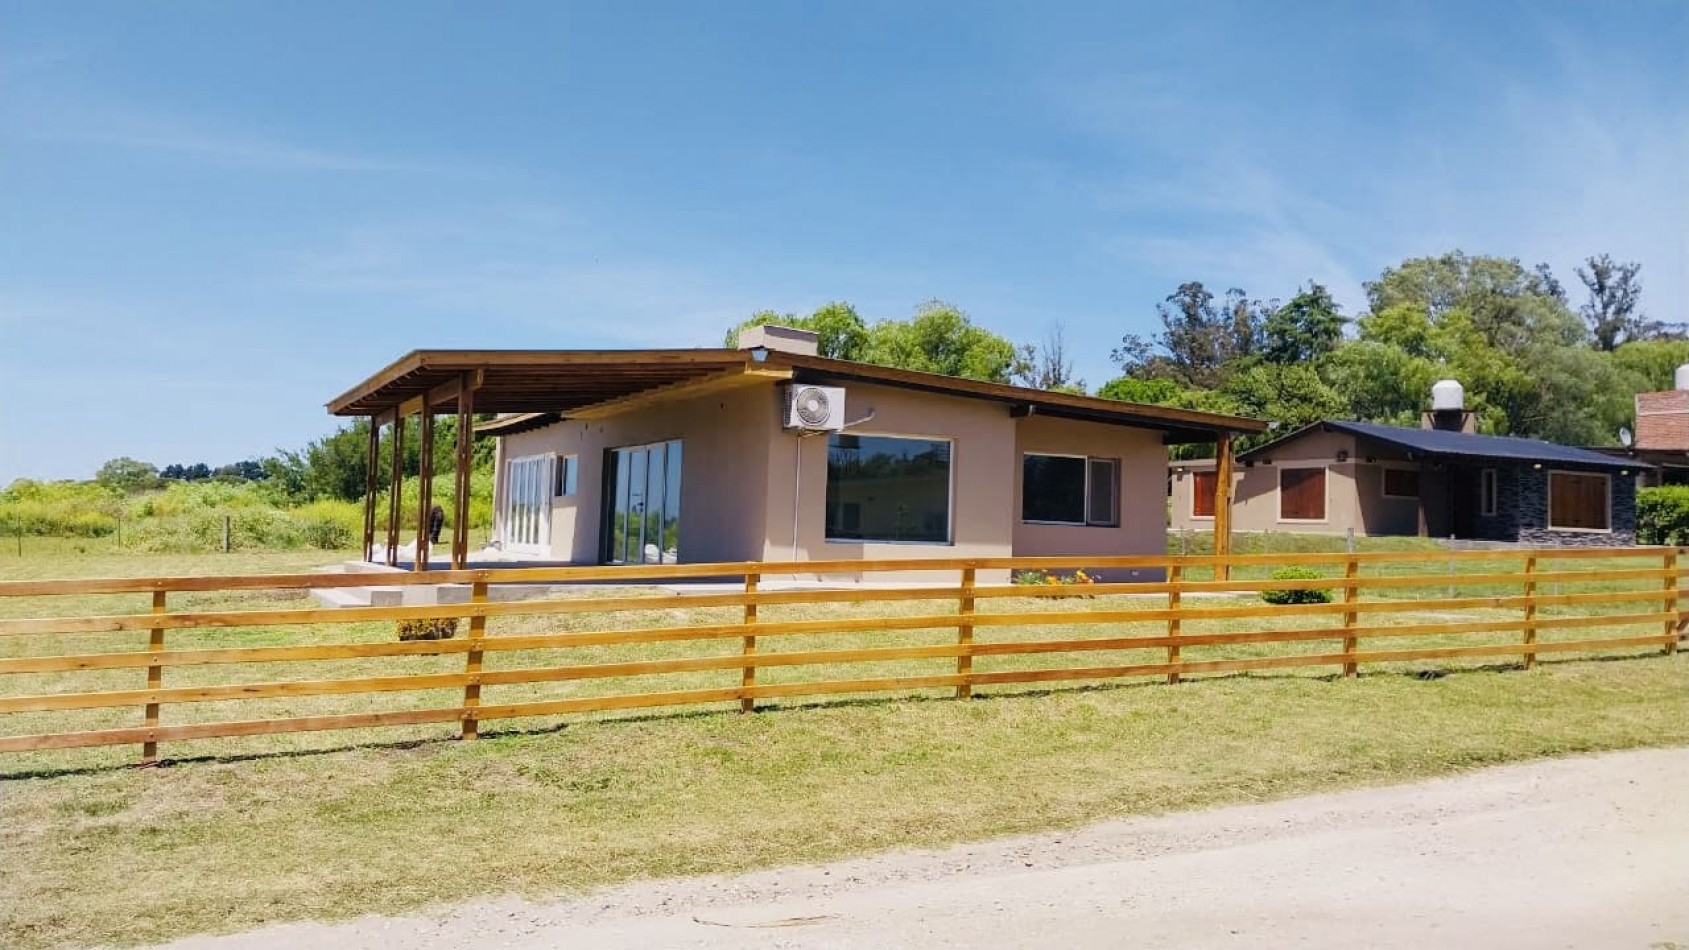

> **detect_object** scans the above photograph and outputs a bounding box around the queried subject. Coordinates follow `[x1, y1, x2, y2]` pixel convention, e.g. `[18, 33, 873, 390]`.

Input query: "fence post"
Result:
[741, 572, 759, 713]
[141, 590, 167, 765]
[460, 577, 488, 740]
[1342, 555, 1359, 678]
[956, 567, 975, 699]
[222, 515, 231, 553]
[1166, 563, 1183, 685]
[1522, 555, 1538, 670]
[1664, 550, 1678, 657]
[1345, 527, 1354, 553]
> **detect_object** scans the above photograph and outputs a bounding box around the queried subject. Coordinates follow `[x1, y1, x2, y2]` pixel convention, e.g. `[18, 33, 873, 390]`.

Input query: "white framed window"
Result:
[1021, 453, 1120, 527]
[1547, 470, 1610, 532]
[1381, 467, 1419, 500]
[555, 455, 579, 497]
[1278, 465, 1328, 522]
[502, 453, 555, 553]
[825, 433, 953, 543]
[1480, 468, 1498, 517]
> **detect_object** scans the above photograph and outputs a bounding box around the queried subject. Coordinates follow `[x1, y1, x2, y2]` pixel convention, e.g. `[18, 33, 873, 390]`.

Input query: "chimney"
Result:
[1634, 364, 1689, 450]
[736, 324, 820, 357]
[1421, 379, 1475, 433]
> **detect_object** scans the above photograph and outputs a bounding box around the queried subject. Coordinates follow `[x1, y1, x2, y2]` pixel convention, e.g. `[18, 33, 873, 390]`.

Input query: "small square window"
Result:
[1382, 468, 1419, 499]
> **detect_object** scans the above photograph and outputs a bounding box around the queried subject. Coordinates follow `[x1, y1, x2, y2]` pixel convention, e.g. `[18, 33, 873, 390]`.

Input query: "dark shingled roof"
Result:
[1240, 420, 1647, 472]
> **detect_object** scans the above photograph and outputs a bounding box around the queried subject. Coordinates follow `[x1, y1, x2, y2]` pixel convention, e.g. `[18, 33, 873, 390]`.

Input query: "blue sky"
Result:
[2, 0, 1684, 482]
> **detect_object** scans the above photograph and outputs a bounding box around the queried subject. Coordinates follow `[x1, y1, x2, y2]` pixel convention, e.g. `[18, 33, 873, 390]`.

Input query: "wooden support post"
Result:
[1341, 555, 1359, 678]
[461, 576, 488, 740]
[451, 376, 476, 570]
[386, 414, 405, 567]
[740, 572, 758, 713]
[1663, 549, 1678, 657]
[1213, 434, 1235, 582]
[1166, 563, 1183, 685]
[1522, 554, 1538, 670]
[141, 590, 166, 765]
[362, 418, 380, 562]
[414, 401, 434, 572]
[956, 566, 976, 699]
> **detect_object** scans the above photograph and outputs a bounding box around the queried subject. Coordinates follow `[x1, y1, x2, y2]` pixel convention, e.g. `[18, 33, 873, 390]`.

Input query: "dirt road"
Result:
[153, 747, 1689, 950]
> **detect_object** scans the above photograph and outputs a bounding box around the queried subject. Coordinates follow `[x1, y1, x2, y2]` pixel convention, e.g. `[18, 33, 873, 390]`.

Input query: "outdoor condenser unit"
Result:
[781, 384, 847, 431]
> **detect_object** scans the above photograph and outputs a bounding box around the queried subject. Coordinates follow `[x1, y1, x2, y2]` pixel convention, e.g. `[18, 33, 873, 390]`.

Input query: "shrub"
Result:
[1636, 486, 1689, 545]
[396, 617, 458, 641]
[294, 499, 363, 550]
[1260, 566, 1334, 605]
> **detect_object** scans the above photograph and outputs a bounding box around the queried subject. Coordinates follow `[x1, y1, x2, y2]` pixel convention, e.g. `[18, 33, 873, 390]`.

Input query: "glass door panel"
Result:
[602, 440, 682, 564]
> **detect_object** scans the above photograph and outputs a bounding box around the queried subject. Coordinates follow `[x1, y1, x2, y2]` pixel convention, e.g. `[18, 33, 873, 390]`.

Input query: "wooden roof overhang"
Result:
[769, 353, 1266, 444]
[326, 349, 771, 424]
[327, 348, 1267, 444]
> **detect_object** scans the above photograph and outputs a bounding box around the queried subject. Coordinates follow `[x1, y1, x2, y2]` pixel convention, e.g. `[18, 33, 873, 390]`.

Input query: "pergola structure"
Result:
[327, 348, 1258, 571]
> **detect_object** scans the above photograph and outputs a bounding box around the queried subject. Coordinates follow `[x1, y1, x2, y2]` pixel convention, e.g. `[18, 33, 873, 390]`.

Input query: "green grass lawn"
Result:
[0, 546, 1685, 949]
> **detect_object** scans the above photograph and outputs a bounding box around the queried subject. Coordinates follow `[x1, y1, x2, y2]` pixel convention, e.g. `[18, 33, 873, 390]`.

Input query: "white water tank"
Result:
[1430, 379, 1465, 412]
[1674, 364, 1689, 391]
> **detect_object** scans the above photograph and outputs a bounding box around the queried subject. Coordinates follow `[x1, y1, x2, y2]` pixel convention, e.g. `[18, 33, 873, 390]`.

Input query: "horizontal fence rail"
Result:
[0, 548, 1682, 765]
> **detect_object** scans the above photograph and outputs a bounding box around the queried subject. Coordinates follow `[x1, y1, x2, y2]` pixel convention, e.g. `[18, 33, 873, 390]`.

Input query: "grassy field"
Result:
[1, 545, 1686, 949]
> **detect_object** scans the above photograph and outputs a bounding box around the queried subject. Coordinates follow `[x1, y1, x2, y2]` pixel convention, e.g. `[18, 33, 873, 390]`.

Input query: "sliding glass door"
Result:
[603, 440, 682, 563]
[503, 454, 554, 554]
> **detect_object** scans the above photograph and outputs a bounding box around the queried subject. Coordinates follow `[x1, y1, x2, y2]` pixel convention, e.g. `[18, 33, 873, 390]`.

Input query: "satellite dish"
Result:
[1619, 427, 1634, 448]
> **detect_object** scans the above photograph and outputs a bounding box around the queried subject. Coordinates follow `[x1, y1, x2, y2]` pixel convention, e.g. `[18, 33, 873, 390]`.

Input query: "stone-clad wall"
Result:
[1514, 467, 1637, 547]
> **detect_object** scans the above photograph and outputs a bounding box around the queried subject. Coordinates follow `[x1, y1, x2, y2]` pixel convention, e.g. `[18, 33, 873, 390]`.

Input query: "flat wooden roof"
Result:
[328, 348, 1267, 442]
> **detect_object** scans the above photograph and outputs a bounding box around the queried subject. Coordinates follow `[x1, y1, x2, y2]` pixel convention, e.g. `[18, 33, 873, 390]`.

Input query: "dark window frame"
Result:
[824, 433, 954, 544]
[1021, 452, 1120, 527]
[1381, 467, 1419, 500]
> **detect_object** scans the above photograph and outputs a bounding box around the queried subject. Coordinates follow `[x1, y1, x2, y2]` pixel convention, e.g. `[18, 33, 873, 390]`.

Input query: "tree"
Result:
[1113, 282, 1267, 389]
[1260, 282, 1345, 365]
[1220, 363, 1346, 435]
[1612, 338, 1689, 391]
[1365, 251, 1581, 352]
[1011, 324, 1085, 393]
[1094, 375, 1191, 406]
[94, 457, 160, 494]
[1576, 254, 1675, 350]
[861, 301, 1019, 382]
[725, 302, 870, 360]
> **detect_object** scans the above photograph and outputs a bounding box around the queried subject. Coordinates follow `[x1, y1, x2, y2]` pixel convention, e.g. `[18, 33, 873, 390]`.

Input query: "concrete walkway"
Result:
[152, 747, 1689, 950]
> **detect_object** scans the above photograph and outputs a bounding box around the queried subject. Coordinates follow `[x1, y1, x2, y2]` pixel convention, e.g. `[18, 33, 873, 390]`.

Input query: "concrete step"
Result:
[309, 584, 406, 608]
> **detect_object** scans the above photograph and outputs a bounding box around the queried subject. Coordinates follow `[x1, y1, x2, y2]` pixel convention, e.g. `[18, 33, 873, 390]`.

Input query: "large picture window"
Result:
[1548, 471, 1609, 531]
[1278, 467, 1327, 521]
[826, 434, 952, 543]
[1022, 454, 1119, 526]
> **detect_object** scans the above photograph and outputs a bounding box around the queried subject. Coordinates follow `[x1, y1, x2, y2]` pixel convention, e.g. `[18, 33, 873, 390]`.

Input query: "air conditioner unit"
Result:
[782, 384, 847, 431]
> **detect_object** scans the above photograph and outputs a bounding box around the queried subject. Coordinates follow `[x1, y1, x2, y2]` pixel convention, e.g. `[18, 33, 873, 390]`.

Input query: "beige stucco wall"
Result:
[1010, 416, 1167, 579]
[759, 382, 1016, 572]
[495, 379, 1181, 575]
[1168, 431, 1432, 538]
[497, 384, 774, 563]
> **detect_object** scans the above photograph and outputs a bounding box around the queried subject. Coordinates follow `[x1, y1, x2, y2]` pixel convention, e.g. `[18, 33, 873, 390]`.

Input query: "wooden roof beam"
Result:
[568, 367, 793, 421]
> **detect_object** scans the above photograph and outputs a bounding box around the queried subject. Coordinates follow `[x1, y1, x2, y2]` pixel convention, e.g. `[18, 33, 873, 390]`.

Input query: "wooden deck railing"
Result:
[0, 548, 1681, 765]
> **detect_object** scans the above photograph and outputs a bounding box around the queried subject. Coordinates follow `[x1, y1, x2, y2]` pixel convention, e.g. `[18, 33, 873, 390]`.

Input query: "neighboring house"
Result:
[1169, 417, 1644, 546]
[1591, 371, 1689, 487]
[327, 326, 1265, 577]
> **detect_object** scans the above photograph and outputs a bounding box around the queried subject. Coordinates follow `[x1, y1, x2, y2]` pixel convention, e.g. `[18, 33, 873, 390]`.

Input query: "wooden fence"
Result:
[0, 548, 1680, 766]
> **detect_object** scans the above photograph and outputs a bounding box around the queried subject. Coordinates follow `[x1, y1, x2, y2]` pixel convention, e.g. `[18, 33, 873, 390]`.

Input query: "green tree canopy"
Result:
[94, 457, 160, 494]
[725, 302, 870, 361]
[862, 301, 1019, 382]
